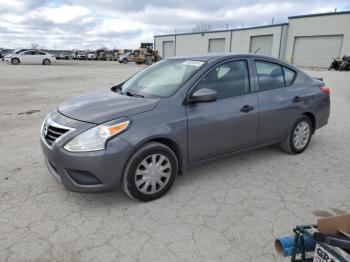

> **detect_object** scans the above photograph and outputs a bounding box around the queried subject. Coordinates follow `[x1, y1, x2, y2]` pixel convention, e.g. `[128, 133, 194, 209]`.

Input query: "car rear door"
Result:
[186, 59, 259, 163]
[253, 60, 306, 144]
[34, 51, 46, 63]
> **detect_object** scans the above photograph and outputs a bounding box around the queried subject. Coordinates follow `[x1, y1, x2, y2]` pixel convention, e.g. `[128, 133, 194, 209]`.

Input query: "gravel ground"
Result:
[0, 60, 349, 262]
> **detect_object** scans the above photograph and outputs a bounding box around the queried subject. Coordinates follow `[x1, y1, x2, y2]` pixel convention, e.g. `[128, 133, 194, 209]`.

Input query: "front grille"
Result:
[41, 115, 75, 148]
[44, 125, 69, 146]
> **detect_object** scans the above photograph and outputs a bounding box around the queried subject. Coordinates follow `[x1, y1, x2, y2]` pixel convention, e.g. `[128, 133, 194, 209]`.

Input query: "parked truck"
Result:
[96, 49, 106, 60]
[72, 50, 86, 60]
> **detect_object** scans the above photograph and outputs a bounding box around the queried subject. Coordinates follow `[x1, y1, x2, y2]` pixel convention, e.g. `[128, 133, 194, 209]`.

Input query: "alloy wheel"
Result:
[293, 121, 310, 150]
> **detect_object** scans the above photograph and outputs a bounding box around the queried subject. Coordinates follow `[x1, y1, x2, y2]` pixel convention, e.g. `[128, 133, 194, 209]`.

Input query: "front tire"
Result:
[11, 58, 20, 65]
[122, 142, 178, 201]
[280, 116, 312, 154]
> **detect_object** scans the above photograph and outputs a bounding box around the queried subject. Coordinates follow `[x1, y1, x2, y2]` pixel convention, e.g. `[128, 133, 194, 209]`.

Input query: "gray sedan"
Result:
[40, 54, 330, 201]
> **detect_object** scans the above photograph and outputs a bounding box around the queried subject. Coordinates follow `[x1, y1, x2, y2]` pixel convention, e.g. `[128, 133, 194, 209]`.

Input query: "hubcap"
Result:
[293, 121, 310, 150]
[135, 154, 171, 195]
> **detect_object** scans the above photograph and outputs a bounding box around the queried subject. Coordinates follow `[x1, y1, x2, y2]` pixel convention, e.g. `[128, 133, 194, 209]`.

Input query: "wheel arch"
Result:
[11, 57, 20, 64]
[149, 137, 184, 174]
[302, 112, 316, 133]
[43, 58, 51, 65]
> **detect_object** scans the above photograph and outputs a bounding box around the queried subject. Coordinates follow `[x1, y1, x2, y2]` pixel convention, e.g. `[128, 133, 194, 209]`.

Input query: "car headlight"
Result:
[64, 120, 130, 152]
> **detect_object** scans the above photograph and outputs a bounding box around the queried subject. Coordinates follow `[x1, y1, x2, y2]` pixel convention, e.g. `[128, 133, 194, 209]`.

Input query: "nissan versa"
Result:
[40, 54, 330, 201]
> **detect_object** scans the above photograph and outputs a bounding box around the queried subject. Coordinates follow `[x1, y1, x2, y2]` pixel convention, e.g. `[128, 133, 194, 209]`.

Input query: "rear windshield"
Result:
[122, 59, 205, 98]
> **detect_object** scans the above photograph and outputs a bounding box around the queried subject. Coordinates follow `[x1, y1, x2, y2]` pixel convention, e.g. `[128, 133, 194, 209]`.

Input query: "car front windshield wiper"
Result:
[125, 91, 144, 98]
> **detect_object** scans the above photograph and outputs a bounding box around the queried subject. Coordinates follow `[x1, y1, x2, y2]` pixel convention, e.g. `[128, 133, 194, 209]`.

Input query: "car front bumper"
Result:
[40, 111, 133, 192]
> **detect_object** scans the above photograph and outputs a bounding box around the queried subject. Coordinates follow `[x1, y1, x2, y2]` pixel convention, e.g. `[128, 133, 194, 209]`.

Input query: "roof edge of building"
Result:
[289, 10, 350, 19]
[154, 23, 288, 38]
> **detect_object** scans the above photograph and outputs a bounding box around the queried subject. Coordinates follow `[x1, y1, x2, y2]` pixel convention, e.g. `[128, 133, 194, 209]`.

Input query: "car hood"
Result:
[58, 90, 159, 124]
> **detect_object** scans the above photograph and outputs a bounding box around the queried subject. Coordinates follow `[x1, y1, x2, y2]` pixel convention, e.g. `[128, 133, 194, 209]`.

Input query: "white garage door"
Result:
[163, 41, 174, 58]
[209, 38, 226, 53]
[292, 35, 343, 68]
[250, 35, 273, 56]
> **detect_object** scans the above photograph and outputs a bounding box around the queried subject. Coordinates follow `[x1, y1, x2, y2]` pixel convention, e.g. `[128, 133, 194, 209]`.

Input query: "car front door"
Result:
[19, 51, 35, 64]
[253, 60, 306, 144]
[186, 59, 259, 163]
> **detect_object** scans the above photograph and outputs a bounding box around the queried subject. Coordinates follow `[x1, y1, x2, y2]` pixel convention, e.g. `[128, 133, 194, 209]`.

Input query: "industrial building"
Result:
[154, 11, 350, 67]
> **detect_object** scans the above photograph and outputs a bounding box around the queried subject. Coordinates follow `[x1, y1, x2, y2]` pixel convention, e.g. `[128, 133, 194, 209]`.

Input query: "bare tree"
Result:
[30, 43, 39, 49]
[192, 24, 212, 33]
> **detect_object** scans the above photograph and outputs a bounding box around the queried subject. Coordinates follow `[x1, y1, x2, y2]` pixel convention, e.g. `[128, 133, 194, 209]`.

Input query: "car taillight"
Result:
[320, 86, 330, 95]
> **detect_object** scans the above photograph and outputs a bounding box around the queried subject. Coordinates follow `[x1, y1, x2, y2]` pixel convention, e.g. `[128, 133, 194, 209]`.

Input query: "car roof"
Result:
[19, 49, 37, 53]
[168, 53, 283, 62]
[167, 53, 298, 69]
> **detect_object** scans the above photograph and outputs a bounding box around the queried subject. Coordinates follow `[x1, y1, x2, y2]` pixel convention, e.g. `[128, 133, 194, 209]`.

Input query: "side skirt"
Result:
[186, 138, 285, 169]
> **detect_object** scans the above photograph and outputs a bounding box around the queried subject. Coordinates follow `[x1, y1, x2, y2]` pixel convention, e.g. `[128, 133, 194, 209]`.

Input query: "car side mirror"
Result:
[189, 88, 218, 103]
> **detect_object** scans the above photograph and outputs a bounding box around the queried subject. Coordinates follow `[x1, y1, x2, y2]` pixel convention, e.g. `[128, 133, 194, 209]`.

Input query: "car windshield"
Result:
[121, 59, 205, 98]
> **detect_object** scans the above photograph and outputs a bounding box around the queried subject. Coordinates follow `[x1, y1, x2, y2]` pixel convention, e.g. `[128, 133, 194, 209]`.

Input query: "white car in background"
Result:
[118, 52, 135, 63]
[86, 52, 96, 60]
[5, 50, 56, 65]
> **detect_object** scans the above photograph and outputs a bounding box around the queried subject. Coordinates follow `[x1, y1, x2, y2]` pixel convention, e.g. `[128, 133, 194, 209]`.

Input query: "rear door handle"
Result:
[293, 96, 302, 103]
[240, 105, 254, 113]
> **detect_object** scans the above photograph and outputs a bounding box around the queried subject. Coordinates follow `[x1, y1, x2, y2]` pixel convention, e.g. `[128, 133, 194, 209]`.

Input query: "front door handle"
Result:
[240, 105, 254, 113]
[293, 96, 302, 103]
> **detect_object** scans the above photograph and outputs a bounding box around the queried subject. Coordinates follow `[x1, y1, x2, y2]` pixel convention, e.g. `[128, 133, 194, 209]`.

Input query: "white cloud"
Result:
[31, 5, 90, 24]
[0, 0, 348, 49]
[0, 0, 23, 10]
[87, 17, 143, 36]
[2, 14, 25, 24]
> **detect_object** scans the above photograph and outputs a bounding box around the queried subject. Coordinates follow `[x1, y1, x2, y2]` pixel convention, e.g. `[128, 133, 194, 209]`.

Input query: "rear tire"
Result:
[280, 116, 312, 154]
[43, 59, 51, 65]
[11, 58, 20, 65]
[122, 142, 178, 201]
[123, 58, 128, 64]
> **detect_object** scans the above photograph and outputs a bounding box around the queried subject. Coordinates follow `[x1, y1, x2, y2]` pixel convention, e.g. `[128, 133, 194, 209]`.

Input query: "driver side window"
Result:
[196, 60, 250, 99]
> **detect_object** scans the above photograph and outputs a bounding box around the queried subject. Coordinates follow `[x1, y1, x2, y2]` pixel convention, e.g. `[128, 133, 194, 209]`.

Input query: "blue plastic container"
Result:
[275, 235, 316, 257]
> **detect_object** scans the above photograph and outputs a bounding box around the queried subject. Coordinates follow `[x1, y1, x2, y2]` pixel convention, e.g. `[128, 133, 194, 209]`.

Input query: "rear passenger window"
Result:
[283, 67, 296, 86]
[23, 51, 35, 55]
[255, 61, 284, 91]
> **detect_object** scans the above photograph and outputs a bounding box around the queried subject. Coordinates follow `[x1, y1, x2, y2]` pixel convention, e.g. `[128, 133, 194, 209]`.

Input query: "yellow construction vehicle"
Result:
[131, 43, 161, 65]
[96, 49, 107, 61]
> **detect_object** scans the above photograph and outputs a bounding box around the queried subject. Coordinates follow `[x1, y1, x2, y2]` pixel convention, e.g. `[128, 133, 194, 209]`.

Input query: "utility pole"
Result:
[271, 17, 274, 24]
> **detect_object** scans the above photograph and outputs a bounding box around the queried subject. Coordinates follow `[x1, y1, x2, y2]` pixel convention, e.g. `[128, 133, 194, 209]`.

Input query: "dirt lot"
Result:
[0, 60, 349, 262]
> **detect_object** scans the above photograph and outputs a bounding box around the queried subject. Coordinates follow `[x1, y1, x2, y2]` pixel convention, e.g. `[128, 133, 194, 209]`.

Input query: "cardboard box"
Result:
[318, 214, 350, 235]
[315, 214, 350, 261]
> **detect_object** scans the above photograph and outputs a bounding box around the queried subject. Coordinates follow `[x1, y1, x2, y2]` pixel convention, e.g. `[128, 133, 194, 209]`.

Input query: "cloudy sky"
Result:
[0, 0, 349, 50]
